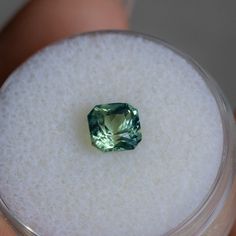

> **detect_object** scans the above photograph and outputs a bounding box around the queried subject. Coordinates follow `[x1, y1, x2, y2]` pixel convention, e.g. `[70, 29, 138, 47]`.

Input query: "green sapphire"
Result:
[87, 103, 142, 152]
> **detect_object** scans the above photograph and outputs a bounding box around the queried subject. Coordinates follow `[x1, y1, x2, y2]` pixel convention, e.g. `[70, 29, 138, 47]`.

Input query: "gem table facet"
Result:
[87, 103, 142, 152]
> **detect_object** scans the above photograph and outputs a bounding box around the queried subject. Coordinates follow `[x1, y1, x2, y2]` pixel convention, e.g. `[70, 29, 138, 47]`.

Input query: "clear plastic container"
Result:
[0, 31, 235, 236]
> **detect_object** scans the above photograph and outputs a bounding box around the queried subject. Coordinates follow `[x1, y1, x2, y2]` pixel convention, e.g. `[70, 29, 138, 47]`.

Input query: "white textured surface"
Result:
[0, 33, 223, 236]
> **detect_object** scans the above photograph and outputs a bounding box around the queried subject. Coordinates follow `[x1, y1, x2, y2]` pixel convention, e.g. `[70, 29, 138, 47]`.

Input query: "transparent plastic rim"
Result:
[0, 30, 235, 236]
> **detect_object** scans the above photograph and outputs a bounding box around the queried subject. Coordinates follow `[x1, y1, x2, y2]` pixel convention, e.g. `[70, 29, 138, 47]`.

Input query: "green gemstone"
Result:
[87, 103, 142, 152]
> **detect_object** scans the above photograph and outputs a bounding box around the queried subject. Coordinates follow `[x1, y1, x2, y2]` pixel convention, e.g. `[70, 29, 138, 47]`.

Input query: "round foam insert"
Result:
[0, 32, 223, 236]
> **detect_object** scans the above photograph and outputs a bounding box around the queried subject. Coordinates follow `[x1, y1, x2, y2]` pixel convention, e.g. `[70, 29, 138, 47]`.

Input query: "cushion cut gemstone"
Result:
[87, 103, 142, 152]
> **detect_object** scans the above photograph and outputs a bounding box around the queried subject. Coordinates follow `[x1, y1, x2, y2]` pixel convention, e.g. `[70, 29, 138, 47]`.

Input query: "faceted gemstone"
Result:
[87, 103, 142, 152]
